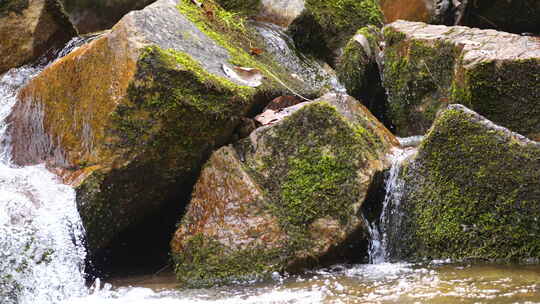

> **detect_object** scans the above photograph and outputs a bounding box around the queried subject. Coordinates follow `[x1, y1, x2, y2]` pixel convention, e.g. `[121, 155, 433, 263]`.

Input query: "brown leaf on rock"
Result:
[250, 47, 264, 56]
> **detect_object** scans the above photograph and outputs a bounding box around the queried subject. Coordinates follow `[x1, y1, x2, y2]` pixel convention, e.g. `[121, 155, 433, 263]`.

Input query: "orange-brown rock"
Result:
[171, 93, 398, 287]
[0, 0, 76, 74]
[8, 0, 312, 252]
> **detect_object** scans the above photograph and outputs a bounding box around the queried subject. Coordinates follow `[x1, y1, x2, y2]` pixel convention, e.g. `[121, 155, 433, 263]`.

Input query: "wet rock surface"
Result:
[382, 20, 540, 138]
[0, 0, 76, 74]
[394, 105, 540, 261]
[7, 0, 314, 252]
[170, 93, 398, 287]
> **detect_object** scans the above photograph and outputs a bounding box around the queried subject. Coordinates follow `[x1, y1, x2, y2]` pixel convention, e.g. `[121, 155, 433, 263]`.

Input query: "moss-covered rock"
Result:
[287, 0, 383, 66]
[380, 0, 452, 24]
[336, 26, 391, 129]
[8, 0, 315, 252]
[394, 104, 540, 261]
[460, 0, 540, 34]
[382, 20, 540, 138]
[0, 0, 76, 74]
[171, 92, 398, 287]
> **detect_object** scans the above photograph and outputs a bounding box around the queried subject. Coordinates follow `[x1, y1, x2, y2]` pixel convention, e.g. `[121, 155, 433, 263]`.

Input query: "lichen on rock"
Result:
[171, 93, 398, 287]
[394, 104, 540, 261]
[287, 0, 383, 66]
[382, 20, 540, 138]
[8, 0, 315, 253]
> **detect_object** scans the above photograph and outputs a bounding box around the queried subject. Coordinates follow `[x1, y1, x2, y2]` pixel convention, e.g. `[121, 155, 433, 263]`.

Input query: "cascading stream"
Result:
[0, 38, 92, 304]
[367, 140, 419, 264]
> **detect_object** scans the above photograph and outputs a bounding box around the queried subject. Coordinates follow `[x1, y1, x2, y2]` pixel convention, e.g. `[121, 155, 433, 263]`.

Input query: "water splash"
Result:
[0, 37, 91, 304]
[367, 143, 418, 264]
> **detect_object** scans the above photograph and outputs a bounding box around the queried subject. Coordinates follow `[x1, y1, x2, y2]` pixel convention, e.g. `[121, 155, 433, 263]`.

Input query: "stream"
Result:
[1, 35, 539, 304]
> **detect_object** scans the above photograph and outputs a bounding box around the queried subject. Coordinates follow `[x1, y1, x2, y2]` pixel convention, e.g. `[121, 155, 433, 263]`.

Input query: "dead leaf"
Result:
[222, 64, 264, 87]
[250, 47, 264, 56]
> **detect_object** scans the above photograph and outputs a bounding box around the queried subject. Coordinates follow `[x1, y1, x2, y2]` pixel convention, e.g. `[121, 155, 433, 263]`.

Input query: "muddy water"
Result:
[64, 262, 540, 303]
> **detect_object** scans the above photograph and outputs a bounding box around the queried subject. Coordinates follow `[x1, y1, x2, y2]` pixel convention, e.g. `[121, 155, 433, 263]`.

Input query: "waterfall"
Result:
[367, 140, 419, 264]
[0, 38, 91, 304]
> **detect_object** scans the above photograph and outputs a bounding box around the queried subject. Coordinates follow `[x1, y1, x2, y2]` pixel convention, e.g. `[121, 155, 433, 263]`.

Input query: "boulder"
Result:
[287, 0, 384, 66]
[380, 0, 452, 24]
[60, 0, 155, 33]
[393, 105, 540, 261]
[8, 0, 315, 252]
[382, 20, 540, 138]
[171, 93, 398, 287]
[0, 0, 76, 74]
[336, 26, 391, 129]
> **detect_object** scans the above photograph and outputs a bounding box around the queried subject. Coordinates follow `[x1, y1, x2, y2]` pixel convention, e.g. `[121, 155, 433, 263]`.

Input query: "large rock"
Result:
[393, 105, 540, 261]
[0, 0, 76, 74]
[382, 21, 540, 138]
[171, 93, 398, 287]
[8, 0, 315, 252]
[60, 0, 156, 33]
[287, 0, 383, 66]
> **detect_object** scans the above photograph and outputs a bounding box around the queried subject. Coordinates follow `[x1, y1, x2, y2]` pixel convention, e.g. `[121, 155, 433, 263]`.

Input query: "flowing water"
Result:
[0, 42, 90, 304]
[367, 144, 417, 264]
[1, 39, 539, 304]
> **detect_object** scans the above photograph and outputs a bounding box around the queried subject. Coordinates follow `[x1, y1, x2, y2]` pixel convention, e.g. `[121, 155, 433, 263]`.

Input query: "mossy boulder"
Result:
[460, 0, 540, 34]
[380, 0, 451, 24]
[287, 0, 383, 66]
[382, 20, 540, 138]
[393, 105, 540, 261]
[0, 0, 76, 74]
[171, 93, 398, 287]
[336, 26, 391, 129]
[8, 0, 314, 252]
[59, 0, 155, 33]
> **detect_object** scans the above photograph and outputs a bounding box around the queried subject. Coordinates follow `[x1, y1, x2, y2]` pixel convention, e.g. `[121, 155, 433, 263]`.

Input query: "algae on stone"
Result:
[171, 93, 398, 287]
[382, 20, 540, 138]
[8, 0, 315, 252]
[336, 26, 391, 129]
[287, 0, 383, 65]
[394, 105, 540, 261]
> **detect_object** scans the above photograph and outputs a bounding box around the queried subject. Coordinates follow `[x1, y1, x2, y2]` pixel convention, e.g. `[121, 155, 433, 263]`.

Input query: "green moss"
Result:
[247, 102, 381, 254]
[78, 45, 256, 251]
[382, 29, 461, 136]
[400, 107, 540, 261]
[177, 0, 304, 93]
[451, 59, 540, 137]
[289, 0, 383, 64]
[172, 234, 281, 288]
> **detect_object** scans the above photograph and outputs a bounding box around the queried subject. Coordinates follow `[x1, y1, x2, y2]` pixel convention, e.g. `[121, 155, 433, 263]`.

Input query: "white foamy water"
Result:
[368, 145, 417, 264]
[0, 38, 90, 304]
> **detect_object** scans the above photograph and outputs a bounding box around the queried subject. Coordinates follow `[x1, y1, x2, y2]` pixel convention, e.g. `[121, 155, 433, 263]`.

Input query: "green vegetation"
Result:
[173, 234, 281, 288]
[289, 0, 383, 64]
[401, 106, 540, 261]
[382, 27, 461, 136]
